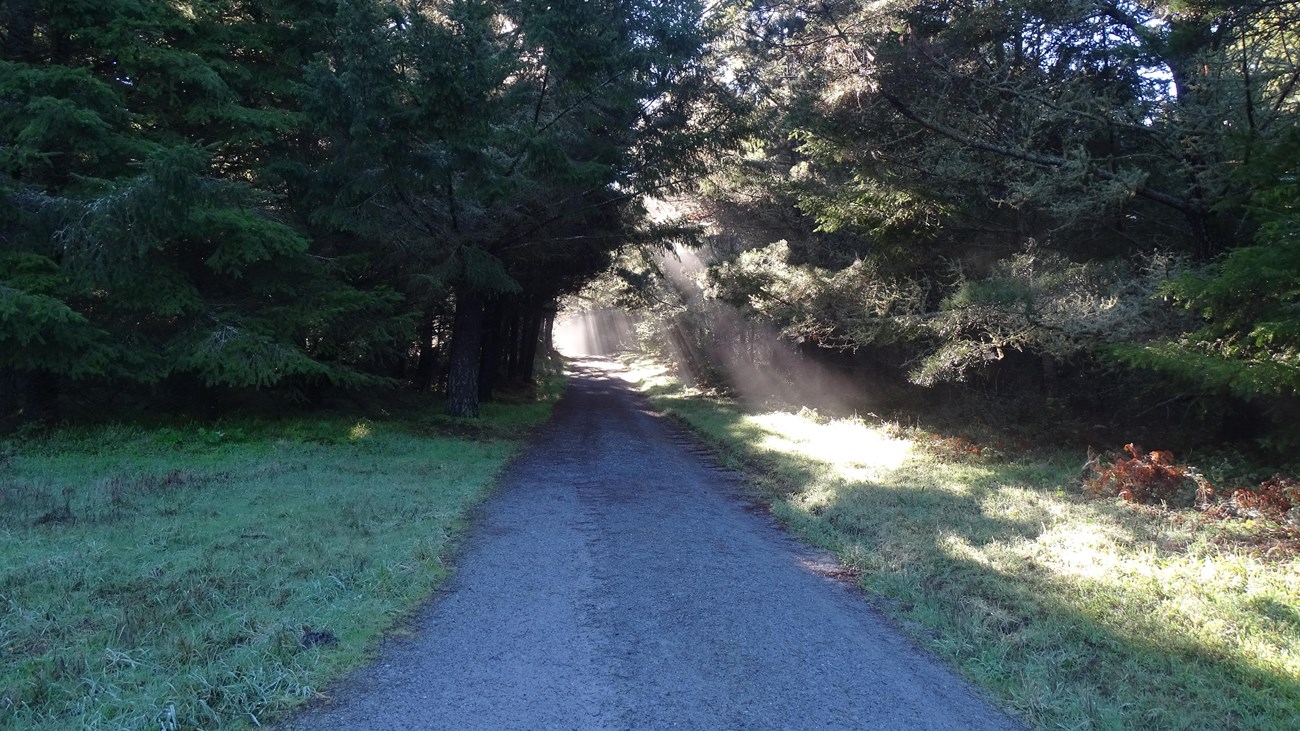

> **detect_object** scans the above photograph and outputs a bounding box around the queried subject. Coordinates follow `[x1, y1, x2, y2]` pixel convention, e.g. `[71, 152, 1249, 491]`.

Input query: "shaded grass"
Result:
[621, 355, 1300, 731]
[0, 392, 558, 730]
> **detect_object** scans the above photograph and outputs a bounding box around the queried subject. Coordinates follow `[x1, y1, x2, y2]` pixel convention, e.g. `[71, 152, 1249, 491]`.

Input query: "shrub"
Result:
[1085, 443, 1211, 508]
[1087, 444, 1300, 524]
[1225, 476, 1300, 522]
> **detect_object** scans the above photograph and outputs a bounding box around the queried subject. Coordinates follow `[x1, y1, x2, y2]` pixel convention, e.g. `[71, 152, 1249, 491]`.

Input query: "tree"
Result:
[0, 0, 409, 423]
[694, 0, 1299, 359]
[1119, 168, 1300, 417]
[610, 0, 1292, 446]
[301, 0, 725, 416]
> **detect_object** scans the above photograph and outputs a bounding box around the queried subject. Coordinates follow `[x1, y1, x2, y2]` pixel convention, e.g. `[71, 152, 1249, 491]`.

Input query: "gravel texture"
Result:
[278, 358, 1028, 731]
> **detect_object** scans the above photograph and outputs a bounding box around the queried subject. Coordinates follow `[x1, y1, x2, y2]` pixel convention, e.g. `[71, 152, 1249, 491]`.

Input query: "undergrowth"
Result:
[1084, 444, 1213, 508]
[1085, 444, 1300, 545]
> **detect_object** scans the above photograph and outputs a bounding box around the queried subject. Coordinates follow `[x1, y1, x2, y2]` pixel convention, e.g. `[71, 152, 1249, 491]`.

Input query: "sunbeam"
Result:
[554, 309, 636, 357]
[653, 244, 871, 415]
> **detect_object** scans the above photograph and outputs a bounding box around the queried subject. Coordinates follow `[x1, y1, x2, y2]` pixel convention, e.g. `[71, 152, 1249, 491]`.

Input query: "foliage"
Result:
[1120, 178, 1300, 399]
[0, 275, 115, 378]
[700, 235, 1194, 390]
[0, 0, 726, 422]
[913, 248, 1192, 385]
[708, 239, 930, 348]
[0, 0, 417, 419]
[1085, 443, 1212, 508]
[777, 0, 1299, 252]
[614, 0, 1300, 450]
[1219, 476, 1300, 523]
[1085, 443, 1300, 526]
[294, 0, 727, 415]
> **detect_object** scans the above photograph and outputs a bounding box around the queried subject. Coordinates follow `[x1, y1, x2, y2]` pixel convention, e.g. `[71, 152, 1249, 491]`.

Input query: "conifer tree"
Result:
[1, 0, 728, 424]
[1, 0, 408, 423]
[301, 0, 721, 416]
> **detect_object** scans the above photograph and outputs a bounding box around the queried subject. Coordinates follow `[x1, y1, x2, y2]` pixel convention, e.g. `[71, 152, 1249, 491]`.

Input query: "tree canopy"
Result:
[1, 0, 729, 421]
[589, 0, 1300, 449]
[3, 0, 1299, 446]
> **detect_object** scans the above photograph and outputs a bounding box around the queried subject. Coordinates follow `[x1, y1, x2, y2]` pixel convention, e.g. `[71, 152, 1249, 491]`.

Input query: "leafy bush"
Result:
[1118, 179, 1300, 402]
[913, 247, 1187, 386]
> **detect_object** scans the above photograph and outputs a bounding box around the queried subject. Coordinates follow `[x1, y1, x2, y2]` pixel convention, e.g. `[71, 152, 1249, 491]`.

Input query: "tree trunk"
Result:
[26, 370, 59, 424]
[1041, 353, 1058, 399]
[414, 308, 438, 392]
[478, 300, 502, 402]
[3, 0, 37, 62]
[542, 311, 555, 353]
[447, 290, 485, 417]
[1163, 17, 1230, 255]
[520, 313, 544, 382]
[0, 368, 21, 428]
[505, 312, 522, 382]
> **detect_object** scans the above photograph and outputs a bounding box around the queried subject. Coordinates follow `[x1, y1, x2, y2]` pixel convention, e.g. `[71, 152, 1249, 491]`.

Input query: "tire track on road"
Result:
[280, 357, 1028, 731]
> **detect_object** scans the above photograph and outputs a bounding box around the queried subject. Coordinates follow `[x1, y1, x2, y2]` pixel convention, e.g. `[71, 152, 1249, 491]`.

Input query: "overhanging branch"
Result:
[875, 88, 1200, 216]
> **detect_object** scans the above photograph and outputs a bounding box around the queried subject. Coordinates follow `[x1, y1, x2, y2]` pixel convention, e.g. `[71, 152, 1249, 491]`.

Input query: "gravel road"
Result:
[280, 357, 1028, 731]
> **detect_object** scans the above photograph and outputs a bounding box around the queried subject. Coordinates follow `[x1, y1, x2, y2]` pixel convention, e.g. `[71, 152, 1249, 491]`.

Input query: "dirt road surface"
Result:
[280, 358, 1027, 731]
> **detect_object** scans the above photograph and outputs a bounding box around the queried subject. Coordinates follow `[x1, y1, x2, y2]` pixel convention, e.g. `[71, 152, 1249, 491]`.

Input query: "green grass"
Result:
[621, 356, 1300, 731]
[0, 390, 558, 731]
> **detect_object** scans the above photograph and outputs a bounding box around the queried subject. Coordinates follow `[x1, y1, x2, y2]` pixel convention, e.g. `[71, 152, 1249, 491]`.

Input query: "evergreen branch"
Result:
[874, 87, 1198, 215]
[505, 70, 633, 177]
[815, 3, 1202, 218]
[495, 171, 711, 254]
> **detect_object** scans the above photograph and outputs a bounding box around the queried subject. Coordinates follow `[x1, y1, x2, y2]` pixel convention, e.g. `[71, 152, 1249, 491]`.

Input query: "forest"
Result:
[0, 0, 722, 421]
[3, 3, 1300, 730]
[2, 1, 1299, 442]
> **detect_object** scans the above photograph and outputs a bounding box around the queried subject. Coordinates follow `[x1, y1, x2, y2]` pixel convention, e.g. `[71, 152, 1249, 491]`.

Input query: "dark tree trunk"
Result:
[302, 377, 330, 407]
[3, 0, 37, 61]
[478, 300, 503, 402]
[26, 371, 59, 424]
[447, 290, 485, 417]
[542, 311, 555, 353]
[433, 315, 450, 388]
[1163, 19, 1230, 256]
[414, 308, 438, 392]
[667, 327, 700, 387]
[520, 313, 544, 382]
[1218, 395, 1261, 443]
[1041, 353, 1058, 399]
[0, 369, 21, 428]
[505, 312, 522, 382]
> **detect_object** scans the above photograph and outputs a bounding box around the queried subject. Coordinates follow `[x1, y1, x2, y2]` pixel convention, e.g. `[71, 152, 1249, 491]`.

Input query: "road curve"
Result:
[279, 357, 1027, 731]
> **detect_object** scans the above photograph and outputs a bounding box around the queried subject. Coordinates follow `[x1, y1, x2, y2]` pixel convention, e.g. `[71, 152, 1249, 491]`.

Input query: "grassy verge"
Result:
[0, 388, 559, 731]
[621, 355, 1299, 731]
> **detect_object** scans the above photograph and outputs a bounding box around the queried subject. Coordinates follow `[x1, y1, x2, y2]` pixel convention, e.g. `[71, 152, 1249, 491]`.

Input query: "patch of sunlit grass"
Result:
[619, 353, 702, 401]
[619, 355, 674, 387]
[748, 412, 913, 481]
[348, 420, 373, 441]
[629, 358, 1300, 731]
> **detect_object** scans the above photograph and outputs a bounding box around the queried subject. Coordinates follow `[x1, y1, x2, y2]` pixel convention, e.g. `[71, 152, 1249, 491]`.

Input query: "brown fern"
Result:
[1085, 444, 1210, 507]
[1230, 476, 1300, 519]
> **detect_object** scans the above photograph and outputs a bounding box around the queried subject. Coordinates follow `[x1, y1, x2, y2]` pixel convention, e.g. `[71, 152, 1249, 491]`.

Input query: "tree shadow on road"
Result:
[644, 391, 1300, 731]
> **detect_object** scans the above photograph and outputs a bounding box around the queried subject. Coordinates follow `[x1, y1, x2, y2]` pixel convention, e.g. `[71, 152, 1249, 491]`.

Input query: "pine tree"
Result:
[1, 0, 409, 423]
[300, 0, 719, 416]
